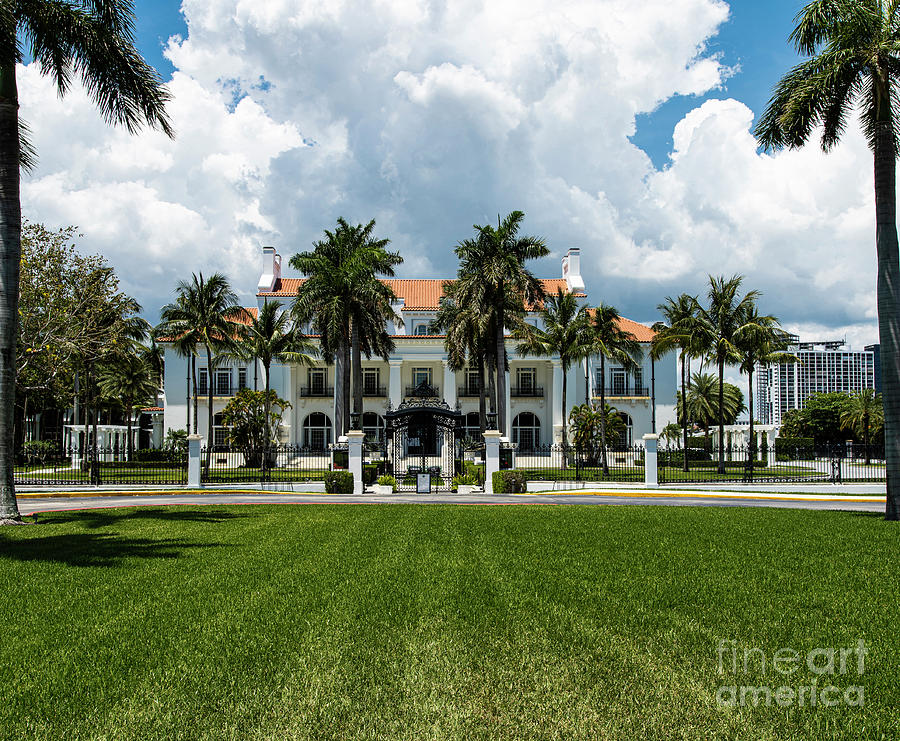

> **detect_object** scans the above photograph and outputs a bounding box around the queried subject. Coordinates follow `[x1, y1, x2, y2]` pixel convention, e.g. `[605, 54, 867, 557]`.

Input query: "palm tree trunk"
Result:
[191, 355, 198, 435]
[342, 341, 351, 434]
[600, 355, 609, 476]
[681, 351, 689, 472]
[583, 357, 589, 406]
[263, 359, 271, 469]
[717, 359, 725, 474]
[334, 345, 345, 439]
[487, 352, 497, 417]
[0, 61, 21, 522]
[125, 396, 133, 461]
[205, 347, 214, 468]
[863, 413, 870, 467]
[478, 356, 487, 432]
[496, 287, 507, 434]
[748, 369, 754, 469]
[351, 318, 362, 423]
[561, 364, 568, 445]
[874, 115, 900, 519]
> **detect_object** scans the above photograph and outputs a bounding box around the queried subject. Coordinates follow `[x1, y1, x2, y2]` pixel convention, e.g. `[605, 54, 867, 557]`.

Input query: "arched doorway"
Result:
[512, 412, 541, 451]
[303, 412, 332, 450]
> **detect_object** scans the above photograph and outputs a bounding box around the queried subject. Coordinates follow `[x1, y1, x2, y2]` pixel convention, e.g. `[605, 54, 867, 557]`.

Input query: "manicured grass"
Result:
[1, 505, 898, 739]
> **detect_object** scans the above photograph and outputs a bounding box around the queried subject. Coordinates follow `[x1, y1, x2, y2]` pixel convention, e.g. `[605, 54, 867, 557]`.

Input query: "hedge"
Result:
[324, 470, 353, 493]
[774, 437, 815, 461]
[492, 470, 526, 493]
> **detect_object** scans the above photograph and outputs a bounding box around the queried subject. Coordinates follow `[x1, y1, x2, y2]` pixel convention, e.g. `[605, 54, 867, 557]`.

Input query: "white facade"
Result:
[162, 246, 677, 448]
[756, 338, 876, 427]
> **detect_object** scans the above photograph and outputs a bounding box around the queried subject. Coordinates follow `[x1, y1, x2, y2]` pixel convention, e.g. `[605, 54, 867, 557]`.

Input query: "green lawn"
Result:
[1, 505, 897, 740]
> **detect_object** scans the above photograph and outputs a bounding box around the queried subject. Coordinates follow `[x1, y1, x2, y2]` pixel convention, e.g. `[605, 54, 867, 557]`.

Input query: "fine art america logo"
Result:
[715, 639, 867, 708]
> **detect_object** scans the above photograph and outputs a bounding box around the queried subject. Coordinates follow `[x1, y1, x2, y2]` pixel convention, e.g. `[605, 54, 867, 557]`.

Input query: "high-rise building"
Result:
[865, 343, 881, 394]
[756, 338, 876, 427]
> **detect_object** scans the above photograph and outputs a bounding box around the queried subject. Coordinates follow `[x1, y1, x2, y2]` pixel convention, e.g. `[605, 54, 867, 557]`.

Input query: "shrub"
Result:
[363, 462, 386, 485]
[492, 470, 526, 493]
[464, 461, 485, 485]
[660, 448, 711, 466]
[134, 448, 179, 462]
[375, 474, 396, 491]
[22, 439, 56, 464]
[452, 470, 480, 491]
[774, 437, 815, 461]
[324, 470, 353, 493]
[687, 435, 713, 452]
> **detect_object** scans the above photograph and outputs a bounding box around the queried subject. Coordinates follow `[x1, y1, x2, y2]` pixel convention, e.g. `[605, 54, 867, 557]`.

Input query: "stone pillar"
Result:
[187, 434, 202, 488]
[389, 359, 403, 409]
[551, 360, 563, 443]
[347, 430, 365, 495]
[642, 433, 658, 488]
[443, 361, 456, 407]
[484, 430, 502, 494]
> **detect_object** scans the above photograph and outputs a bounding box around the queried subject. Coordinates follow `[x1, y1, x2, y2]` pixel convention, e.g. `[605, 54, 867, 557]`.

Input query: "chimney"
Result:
[257, 245, 280, 293]
[563, 248, 585, 292]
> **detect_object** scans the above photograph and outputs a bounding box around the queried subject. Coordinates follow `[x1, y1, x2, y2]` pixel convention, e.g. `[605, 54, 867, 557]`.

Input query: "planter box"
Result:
[372, 484, 394, 495]
[456, 485, 476, 495]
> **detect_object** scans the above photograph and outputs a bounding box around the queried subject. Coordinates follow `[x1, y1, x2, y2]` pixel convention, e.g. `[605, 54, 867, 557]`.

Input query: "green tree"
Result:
[734, 307, 795, 462]
[780, 392, 854, 446]
[660, 421, 683, 447]
[97, 351, 158, 460]
[677, 372, 746, 442]
[291, 218, 401, 437]
[568, 402, 625, 467]
[651, 294, 704, 470]
[841, 389, 884, 465]
[514, 288, 592, 445]
[590, 303, 642, 474]
[694, 276, 760, 473]
[1, 1, 173, 523]
[754, 0, 900, 518]
[454, 211, 548, 434]
[158, 274, 245, 467]
[220, 389, 291, 469]
[230, 300, 316, 456]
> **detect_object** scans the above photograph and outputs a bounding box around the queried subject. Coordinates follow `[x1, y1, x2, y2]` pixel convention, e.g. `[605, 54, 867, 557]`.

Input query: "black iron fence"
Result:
[657, 443, 885, 485]
[200, 444, 333, 484]
[512, 444, 645, 484]
[14, 446, 187, 486]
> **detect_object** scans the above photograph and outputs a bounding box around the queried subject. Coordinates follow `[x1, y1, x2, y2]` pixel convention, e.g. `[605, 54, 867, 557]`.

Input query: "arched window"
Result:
[617, 412, 633, 448]
[362, 412, 385, 443]
[463, 412, 481, 441]
[513, 412, 541, 451]
[303, 412, 333, 450]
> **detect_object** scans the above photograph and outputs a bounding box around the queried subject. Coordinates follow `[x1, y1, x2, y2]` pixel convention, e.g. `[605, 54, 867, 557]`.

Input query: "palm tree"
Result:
[677, 372, 746, 443]
[841, 389, 884, 465]
[291, 218, 401, 438]
[590, 303, 642, 475]
[158, 274, 245, 467]
[755, 0, 900, 518]
[231, 300, 316, 456]
[734, 308, 795, 465]
[514, 287, 592, 445]
[694, 276, 760, 474]
[651, 294, 703, 471]
[98, 352, 158, 460]
[568, 402, 626, 467]
[0, 1, 172, 524]
[454, 211, 548, 434]
[660, 421, 683, 447]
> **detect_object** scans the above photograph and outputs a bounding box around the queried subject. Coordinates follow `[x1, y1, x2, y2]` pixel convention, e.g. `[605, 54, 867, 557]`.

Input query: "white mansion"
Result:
[161, 246, 677, 449]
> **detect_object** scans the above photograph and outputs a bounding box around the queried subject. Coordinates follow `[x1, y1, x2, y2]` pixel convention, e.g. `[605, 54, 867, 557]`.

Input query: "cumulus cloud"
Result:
[15, 0, 880, 346]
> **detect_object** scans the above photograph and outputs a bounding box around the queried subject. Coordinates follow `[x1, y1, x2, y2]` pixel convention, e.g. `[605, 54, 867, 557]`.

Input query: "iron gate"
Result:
[384, 391, 462, 491]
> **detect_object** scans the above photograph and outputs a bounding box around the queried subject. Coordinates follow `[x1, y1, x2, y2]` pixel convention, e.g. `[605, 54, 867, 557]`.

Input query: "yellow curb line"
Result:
[516, 491, 885, 502]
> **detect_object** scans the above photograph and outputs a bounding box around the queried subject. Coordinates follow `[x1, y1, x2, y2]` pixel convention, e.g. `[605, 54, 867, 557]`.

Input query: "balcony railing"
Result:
[510, 385, 544, 398]
[405, 384, 440, 398]
[601, 387, 650, 397]
[196, 384, 246, 397]
[362, 386, 387, 397]
[458, 385, 482, 397]
[300, 386, 334, 398]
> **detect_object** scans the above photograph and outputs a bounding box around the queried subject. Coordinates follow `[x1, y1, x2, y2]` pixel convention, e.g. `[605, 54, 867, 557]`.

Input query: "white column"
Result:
[551, 360, 563, 442]
[187, 434, 202, 488]
[347, 430, 365, 495]
[643, 434, 658, 488]
[443, 361, 456, 407]
[484, 430, 502, 494]
[389, 359, 403, 409]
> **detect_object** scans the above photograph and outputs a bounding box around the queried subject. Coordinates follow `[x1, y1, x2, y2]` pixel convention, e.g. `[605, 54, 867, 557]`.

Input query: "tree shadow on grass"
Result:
[0, 532, 227, 567]
[34, 507, 253, 529]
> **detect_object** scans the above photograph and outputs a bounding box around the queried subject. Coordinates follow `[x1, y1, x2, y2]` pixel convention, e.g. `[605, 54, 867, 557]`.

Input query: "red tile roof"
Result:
[259, 277, 584, 310]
